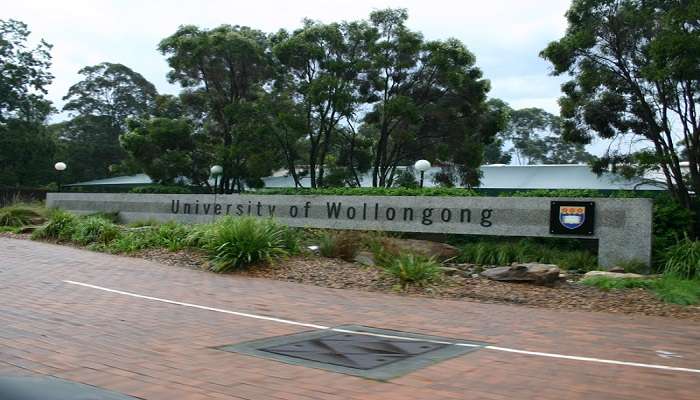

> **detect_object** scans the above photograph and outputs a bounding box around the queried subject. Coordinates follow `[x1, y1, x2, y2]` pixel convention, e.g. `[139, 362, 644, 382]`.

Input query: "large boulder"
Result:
[379, 238, 460, 261]
[481, 263, 561, 285]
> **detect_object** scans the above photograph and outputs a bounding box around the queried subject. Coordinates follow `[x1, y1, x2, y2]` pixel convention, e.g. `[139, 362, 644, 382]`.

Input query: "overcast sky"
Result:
[5, 0, 572, 113]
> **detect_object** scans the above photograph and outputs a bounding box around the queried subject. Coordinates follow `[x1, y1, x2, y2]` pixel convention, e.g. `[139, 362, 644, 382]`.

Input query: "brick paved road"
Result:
[1, 238, 698, 399]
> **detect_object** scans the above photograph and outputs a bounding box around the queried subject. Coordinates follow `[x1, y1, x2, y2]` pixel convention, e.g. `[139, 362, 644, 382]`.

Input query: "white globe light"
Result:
[210, 165, 223, 175]
[54, 162, 67, 171]
[414, 159, 431, 172]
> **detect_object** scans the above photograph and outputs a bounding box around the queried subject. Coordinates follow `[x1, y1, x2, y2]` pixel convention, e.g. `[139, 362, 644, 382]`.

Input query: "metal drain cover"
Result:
[261, 332, 447, 370]
[218, 325, 485, 380]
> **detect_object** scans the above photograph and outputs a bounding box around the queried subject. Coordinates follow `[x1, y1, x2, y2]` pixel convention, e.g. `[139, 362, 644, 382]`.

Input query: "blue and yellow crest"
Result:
[559, 206, 586, 230]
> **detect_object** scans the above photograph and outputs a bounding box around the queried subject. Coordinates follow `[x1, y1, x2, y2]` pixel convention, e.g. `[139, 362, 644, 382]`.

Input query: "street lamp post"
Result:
[414, 159, 431, 188]
[54, 162, 67, 192]
[210, 165, 223, 222]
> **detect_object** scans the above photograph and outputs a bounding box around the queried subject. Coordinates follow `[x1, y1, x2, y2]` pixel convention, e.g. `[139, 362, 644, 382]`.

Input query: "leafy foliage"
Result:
[501, 107, 593, 165]
[392, 169, 419, 188]
[121, 117, 198, 184]
[0, 20, 58, 187]
[159, 24, 277, 193]
[62, 63, 157, 128]
[363, 9, 505, 188]
[0, 19, 53, 123]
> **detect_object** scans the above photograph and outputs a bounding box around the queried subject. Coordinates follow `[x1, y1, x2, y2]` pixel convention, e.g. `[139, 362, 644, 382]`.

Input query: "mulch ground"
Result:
[4, 231, 698, 321]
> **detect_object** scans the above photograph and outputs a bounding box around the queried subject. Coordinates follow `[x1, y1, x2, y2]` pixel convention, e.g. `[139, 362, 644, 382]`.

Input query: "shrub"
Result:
[652, 277, 700, 306]
[31, 210, 77, 241]
[250, 187, 479, 197]
[317, 230, 363, 261]
[0, 204, 45, 227]
[199, 217, 291, 272]
[382, 253, 443, 289]
[581, 276, 655, 291]
[71, 216, 121, 245]
[662, 237, 700, 279]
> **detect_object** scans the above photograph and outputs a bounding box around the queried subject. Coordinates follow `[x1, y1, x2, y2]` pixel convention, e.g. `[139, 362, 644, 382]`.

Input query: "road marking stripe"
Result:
[64, 280, 700, 374]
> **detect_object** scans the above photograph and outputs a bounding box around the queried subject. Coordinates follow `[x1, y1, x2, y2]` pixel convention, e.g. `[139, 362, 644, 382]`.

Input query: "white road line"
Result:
[64, 280, 700, 375]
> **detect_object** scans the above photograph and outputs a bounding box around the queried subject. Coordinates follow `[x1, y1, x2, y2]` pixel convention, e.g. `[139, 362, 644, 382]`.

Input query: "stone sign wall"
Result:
[46, 193, 653, 268]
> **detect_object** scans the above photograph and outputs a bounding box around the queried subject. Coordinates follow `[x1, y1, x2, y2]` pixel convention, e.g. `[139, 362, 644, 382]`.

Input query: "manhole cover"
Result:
[218, 325, 485, 380]
[0, 376, 140, 400]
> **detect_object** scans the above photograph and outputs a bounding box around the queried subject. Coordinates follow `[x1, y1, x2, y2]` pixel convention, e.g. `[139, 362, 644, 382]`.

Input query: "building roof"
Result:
[67, 164, 665, 191]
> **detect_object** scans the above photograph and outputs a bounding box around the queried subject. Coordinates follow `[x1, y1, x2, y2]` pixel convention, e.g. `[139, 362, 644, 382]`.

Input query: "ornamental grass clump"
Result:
[31, 210, 77, 241]
[458, 239, 598, 271]
[662, 238, 700, 280]
[201, 217, 294, 272]
[382, 253, 443, 289]
[71, 216, 121, 245]
[317, 230, 363, 261]
[0, 204, 45, 227]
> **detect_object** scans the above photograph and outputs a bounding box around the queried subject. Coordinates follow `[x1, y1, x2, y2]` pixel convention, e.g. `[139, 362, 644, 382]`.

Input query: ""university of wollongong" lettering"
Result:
[171, 199, 493, 227]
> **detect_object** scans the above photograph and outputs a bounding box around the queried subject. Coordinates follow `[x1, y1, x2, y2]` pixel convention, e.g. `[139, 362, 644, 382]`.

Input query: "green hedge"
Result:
[130, 185, 193, 194]
[250, 187, 481, 196]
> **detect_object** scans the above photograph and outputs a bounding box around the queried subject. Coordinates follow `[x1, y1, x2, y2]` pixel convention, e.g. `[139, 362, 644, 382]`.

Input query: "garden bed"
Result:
[6, 228, 694, 321]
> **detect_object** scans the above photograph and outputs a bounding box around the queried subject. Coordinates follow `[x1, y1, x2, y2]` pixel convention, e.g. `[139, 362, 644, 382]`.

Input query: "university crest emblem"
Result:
[559, 206, 586, 230]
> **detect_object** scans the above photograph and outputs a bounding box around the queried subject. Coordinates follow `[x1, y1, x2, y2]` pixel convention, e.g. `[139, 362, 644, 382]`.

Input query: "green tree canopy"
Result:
[271, 19, 370, 188]
[159, 24, 277, 192]
[56, 63, 159, 183]
[0, 19, 57, 186]
[503, 107, 592, 165]
[62, 62, 157, 129]
[363, 9, 504, 187]
[121, 117, 197, 184]
[541, 0, 699, 223]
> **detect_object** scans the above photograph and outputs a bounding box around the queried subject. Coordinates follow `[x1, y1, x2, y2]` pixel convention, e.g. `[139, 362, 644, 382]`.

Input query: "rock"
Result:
[354, 251, 375, 266]
[471, 273, 480, 279]
[379, 238, 459, 261]
[608, 266, 626, 273]
[481, 263, 561, 285]
[583, 271, 647, 279]
[439, 266, 460, 276]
